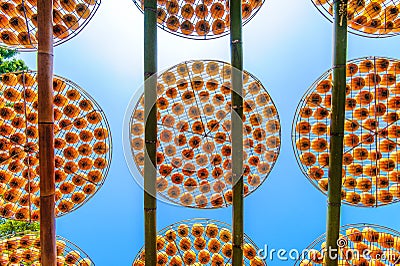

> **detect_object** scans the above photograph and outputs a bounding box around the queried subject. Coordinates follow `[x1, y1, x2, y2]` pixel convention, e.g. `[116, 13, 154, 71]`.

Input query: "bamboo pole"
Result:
[230, 0, 243, 263]
[326, 0, 348, 265]
[143, 0, 157, 263]
[37, 0, 56, 265]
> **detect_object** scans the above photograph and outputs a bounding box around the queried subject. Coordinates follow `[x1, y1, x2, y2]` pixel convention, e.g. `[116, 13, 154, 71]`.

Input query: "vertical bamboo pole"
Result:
[37, 0, 56, 265]
[326, 0, 347, 265]
[143, 0, 157, 263]
[230, 0, 243, 263]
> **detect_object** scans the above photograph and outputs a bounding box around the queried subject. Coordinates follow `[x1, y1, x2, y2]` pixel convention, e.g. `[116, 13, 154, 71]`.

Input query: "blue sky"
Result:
[18, 0, 400, 265]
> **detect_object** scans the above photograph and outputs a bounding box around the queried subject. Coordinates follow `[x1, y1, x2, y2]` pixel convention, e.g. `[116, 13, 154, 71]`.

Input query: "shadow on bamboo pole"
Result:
[37, 0, 56, 265]
[144, 0, 158, 263]
[230, 0, 244, 264]
[326, 0, 348, 265]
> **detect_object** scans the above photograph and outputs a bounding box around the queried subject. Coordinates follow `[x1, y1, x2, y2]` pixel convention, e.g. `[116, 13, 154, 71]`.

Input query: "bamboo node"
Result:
[231, 40, 243, 44]
[143, 7, 157, 12]
[40, 192, 56, 198]
[332, 64, 346, 69]
[37, 51, 54, 57]
[327, 201, 341, 207]
[144, 72, 156, 79]
[329, 132, 344, 137]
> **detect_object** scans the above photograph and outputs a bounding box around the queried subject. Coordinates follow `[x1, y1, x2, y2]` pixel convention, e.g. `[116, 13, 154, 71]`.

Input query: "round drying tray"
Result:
[295, 223, 400, 265]
[0, 0, 100, 50]
[313, 0, 400, 38]
[0, 230, 95, 265]
[293, 56, 400, 207]
[133, 218, 266, 266]
[124, 59, 280, 208]
[132, 0, 264, 39]
[0, 70, 112, 221]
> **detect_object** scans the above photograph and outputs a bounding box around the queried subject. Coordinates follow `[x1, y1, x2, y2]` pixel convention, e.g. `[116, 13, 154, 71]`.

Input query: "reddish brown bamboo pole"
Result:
[37, 0, 56, 265]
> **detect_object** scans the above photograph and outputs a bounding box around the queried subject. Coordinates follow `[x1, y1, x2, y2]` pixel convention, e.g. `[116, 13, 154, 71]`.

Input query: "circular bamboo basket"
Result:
[295, 223, 400, 265]
[125, 59, 281, 209]
[132, 218, 266, 266]
[0, 0, 100, 50]
[293, 56, 400, 207]
[0, 230, 95, 265]
[132, 0, 264, 39]
[0, 70, 112, 221]
[313, 0, 400, 38]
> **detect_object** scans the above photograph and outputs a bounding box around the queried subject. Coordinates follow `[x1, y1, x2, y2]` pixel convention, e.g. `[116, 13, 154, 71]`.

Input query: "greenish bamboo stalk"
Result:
[230, 0, 243, 264]
[144, 0, 157, 264]
[326, 1, 348, 265]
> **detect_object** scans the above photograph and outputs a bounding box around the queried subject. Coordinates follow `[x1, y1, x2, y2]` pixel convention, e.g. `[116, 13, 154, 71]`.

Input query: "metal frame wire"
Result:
[126, 59, 281, 209]
[133, 218, 267, 265]
[0, 70, 112, 220]
[292, 56, 400, 207]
